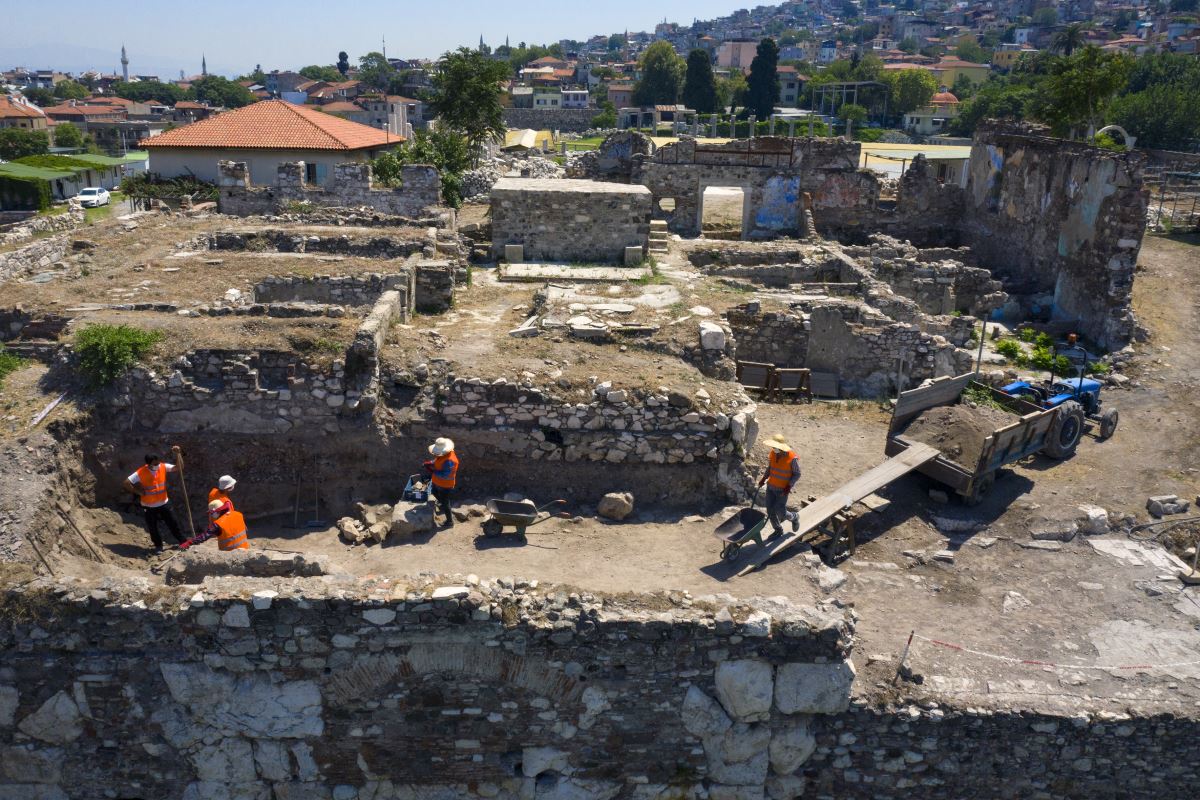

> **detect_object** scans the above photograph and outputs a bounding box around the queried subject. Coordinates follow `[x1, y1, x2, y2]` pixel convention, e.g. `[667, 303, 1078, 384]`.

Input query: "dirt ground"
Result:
[6, 212, 1200, 715]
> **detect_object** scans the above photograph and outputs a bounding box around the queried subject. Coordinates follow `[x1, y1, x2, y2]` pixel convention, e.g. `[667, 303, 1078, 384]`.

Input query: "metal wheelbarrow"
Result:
[482, 498, 569, 539]
[712, 493, 770, 561]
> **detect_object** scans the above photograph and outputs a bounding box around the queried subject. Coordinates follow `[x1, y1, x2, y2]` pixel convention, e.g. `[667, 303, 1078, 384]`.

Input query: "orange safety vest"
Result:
[430, 452, 459, 489]
[215, 511, 250, 551]
[208, 488, 235, 514]
[766, 449, 798, 490]
[135, 464, 169, 507]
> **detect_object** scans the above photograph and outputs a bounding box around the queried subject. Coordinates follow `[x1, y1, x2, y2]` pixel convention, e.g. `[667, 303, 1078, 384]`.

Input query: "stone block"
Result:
[597, 492, 634, 521]
[681, 686, 732, 739]
[17, 691, 82, 744]
[769, 717, 816, 774]
[1147, 495, 1189, 518]
[700, 321, 727, 351]
[715, 660, 774, 723]
[624, 246, 644, 266]
[390, 500, 435, 538]
[773, 660, 855, 714]
[504, 244, 524, 263]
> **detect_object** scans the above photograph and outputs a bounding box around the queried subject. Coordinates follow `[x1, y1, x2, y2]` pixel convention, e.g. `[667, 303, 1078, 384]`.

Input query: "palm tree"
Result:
[1051, 24, 1087, 56]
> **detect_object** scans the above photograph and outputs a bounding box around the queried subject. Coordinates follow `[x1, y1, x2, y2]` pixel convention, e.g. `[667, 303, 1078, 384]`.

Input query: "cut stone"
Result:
[774, 660, 855, 714]
[714, 660, 774, 723]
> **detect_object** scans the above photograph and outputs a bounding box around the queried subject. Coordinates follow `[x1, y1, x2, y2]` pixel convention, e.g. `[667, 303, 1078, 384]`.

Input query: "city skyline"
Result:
[1, 0, 740, 77]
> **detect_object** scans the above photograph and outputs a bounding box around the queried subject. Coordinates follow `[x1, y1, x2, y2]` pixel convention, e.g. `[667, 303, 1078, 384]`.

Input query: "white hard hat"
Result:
[428, 438, 455, 456]
[218, 475, 237, 491]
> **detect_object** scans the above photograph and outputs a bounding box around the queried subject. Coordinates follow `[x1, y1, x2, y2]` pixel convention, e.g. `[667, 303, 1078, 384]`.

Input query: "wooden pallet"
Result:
[735, 442, 940, 577]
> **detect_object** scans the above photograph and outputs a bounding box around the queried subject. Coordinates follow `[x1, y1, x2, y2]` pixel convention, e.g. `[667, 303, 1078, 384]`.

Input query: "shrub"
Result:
[1087, 361, 1111, 376]
[74, 324, 162, 387]
[1027, 346, 1072, 375]
[0, 345, 25, 387]
[995, 338, 1023, 360]
[1017, 327, 1038, 343]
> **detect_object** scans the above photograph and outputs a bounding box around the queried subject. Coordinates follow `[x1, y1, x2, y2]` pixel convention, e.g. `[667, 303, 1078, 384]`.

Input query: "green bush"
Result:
[74, 324, 162, 387]
[995, 338, 1023, 360]
[1087, 361, 1111, 376]
[1017, 327, 1038, 343]
[1027, 346, 1072, 375]
[0, 345, 26, 387]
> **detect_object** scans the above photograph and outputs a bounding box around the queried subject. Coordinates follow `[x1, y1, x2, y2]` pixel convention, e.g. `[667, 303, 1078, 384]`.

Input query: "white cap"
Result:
[218, 475, 237, 491]
[428, 437, 455, 456]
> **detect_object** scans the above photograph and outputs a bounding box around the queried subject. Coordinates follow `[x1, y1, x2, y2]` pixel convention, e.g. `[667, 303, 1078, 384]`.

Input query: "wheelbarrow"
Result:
[402, 474, 429, 503]
[712, 493, 771, 561]
[482, 498, 569, 539]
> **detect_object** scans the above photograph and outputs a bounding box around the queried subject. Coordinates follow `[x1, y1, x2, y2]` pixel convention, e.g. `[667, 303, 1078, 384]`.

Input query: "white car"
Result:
[77, 187, 110, 207]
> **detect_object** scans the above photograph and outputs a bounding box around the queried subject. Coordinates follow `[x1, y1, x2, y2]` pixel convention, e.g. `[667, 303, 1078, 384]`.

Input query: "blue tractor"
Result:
[999, 336, 1119, 459]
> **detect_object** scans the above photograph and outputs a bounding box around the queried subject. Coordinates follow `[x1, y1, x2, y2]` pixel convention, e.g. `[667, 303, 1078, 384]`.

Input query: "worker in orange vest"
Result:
[122, 446, 185, 553]
[423, 437, 459, 528]
[179, 501, 250, 552]
[758, 434, 801, 539]
[208, 475, 237, 516]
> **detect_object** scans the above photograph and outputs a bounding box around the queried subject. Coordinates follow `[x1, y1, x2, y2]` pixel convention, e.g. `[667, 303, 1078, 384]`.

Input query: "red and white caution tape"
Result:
[911, 633, 1200, 672]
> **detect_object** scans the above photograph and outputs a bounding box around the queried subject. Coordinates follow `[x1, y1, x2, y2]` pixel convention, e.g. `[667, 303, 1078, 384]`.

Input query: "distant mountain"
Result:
[0, 42, 221, 80]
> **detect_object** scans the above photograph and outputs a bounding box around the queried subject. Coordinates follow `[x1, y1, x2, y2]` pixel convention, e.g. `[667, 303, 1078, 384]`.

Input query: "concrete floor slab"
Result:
[499, 263, 651, 282]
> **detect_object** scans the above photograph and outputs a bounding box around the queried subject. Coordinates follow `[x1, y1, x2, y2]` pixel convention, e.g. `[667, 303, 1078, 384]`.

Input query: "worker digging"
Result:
[758, 433, 801, 539]
[122, 446, 186, 554]
[178, 500, 251, 552]
[424, 437, 459, 529]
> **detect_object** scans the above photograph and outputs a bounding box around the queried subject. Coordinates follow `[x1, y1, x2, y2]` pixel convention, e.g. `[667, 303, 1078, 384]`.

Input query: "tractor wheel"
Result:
[963, 473, 995, 507]
[1043, 401, 1085, 459]
[1099, 408, 1119, 440]
[482, 519, 503, 538]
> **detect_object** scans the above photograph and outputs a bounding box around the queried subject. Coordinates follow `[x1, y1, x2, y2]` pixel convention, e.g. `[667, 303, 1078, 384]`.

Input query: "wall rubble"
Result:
[216, 160, 442, 218]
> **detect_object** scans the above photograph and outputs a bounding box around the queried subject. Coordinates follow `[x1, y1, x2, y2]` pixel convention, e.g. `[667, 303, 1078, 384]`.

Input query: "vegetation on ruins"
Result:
[0, 345, 25, 389]
[372, 129, 471, 208]
[74, 324, 163, 388]
[119, 173, 219, 202]
[428, 48, 511, 163]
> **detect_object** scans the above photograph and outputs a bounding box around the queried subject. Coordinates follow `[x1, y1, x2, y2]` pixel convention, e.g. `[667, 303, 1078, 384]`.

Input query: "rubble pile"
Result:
[461, 155, 565, 201]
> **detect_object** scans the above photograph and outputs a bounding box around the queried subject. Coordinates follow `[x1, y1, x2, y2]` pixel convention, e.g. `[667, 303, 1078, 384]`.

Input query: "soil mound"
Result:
[900, 404, 1015, 467]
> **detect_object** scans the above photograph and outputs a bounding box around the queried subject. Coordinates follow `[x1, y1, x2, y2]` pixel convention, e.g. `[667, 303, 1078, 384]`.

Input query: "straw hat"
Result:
[207, 500, 227, 514]
[428, 437, 455, 456]
[762, 433, 792, 452]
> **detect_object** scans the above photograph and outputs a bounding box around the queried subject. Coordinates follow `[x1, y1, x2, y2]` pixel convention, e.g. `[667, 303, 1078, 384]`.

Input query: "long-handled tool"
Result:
[56, 504, 103, 562]
[306, 462, 326, 528]
[174, 447, 198, 539]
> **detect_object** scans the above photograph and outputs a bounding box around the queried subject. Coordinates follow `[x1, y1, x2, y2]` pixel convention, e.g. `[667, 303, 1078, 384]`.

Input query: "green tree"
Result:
[1108, 52, 1200, 149]
[0, 128, 49, 160]
[337, 52, 350, 77]
[632, 41, 684, 106]
[238, 66, 266, 84]
[1033, 7, 1059, 26]
[607, 34, 625, 52]
[188, 75, 256, 108]
[428, 47, 511, 159]
[898, 37, 919, 54]
[716, 71, 748, 114]
[681, 49, 718, 114]
[955, 40, 989, 64]
[110, 80, 185, 104]
[743, 38, 781, 119]
[53, 121, 85, 149]
[593, 99, 617, 128]
[839, 103, 867, 136]
[299, 65, 343, 82]
[1035, 47, 1132, 136]
[1051, 23, 1088, 55]
[887, 68, 938, 115]
[357, 51, 393, 91]
[951, 72, 976, 101]
[23, 87, 55, 106]
[53, 80, 88, 100]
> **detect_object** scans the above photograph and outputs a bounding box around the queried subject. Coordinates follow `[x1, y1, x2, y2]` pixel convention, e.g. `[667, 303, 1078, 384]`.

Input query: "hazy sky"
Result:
[4, 0, 742, 77]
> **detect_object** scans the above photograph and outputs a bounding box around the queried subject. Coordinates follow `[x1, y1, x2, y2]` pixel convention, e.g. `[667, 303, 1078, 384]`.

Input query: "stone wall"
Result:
[490, 178, 652, 263]
[0, 233, 71, 285]
[0, 575, 854, 800]
[253, 273, 411, 308]
[502, 107, 604, 133]
[216, 160, 442, 218]
[200, 229, 428, 260]
[0, 205, 85, 247]
[634, 137, 873, 239]
[414, 260, 455, 313]
[727, 301, 972, 397]
[959, 123, 1147, 348]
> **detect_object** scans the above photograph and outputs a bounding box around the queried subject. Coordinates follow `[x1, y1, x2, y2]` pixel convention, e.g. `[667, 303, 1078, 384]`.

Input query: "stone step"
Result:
[649, 219, 668, 229]
[648, 245, 669, 254]
[649, 232, 669, 242]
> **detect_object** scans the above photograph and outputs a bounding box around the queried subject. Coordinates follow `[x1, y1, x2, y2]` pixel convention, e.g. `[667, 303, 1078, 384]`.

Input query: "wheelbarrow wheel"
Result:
[483, 519, 503, 538]
[720, 543, 741, 561]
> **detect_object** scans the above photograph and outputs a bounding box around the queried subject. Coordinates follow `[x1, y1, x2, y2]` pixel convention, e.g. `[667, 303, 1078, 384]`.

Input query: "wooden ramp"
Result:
[735, 442, 941, 577]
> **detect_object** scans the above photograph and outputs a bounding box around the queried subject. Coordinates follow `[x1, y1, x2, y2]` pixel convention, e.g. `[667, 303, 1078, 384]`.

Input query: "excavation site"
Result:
[2, 123, 1199, 800]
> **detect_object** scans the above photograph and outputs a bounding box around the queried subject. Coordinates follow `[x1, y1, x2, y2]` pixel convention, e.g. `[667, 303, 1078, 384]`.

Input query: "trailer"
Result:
[885, 374, 1061, 505]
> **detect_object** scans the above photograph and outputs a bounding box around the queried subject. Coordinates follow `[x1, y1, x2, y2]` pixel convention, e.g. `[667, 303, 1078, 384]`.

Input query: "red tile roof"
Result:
[174, 101, 210, 109]
[318, 101, 362, 113]
[0, 96, 46, 119]
[143, 99, 402, 150]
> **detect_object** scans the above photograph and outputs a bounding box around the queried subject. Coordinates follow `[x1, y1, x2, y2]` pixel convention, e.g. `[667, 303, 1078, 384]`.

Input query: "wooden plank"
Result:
[735, 443, 940, 577]
[809, 371, 839, 398]
[892, 374, 973, 422]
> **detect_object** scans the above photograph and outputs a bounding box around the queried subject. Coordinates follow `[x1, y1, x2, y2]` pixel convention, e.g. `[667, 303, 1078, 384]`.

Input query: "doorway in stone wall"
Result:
[700, 186, 747, 240]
